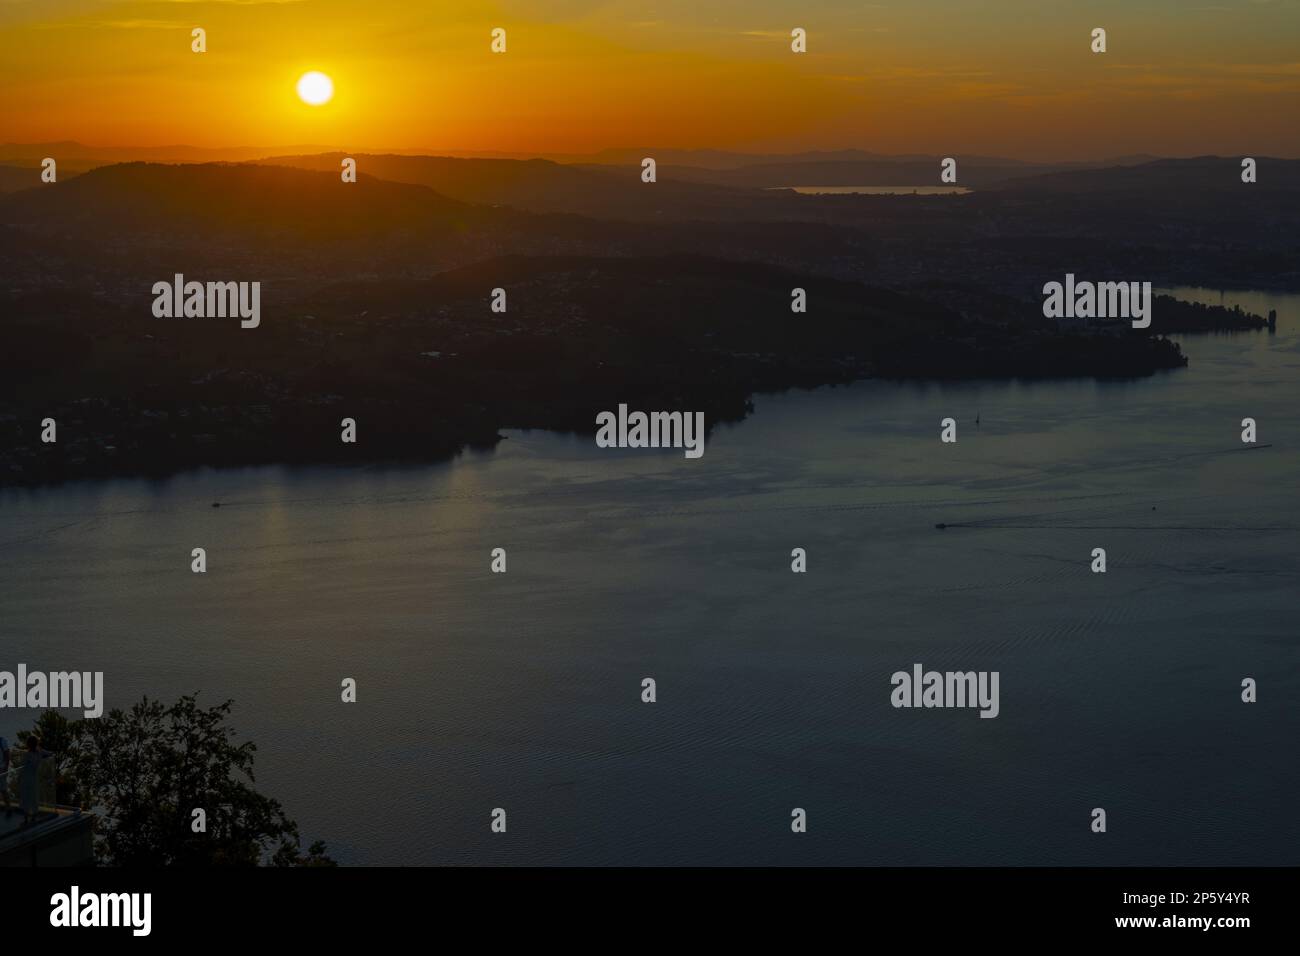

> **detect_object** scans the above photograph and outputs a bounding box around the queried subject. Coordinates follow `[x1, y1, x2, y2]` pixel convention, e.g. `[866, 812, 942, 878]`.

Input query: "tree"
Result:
[25, 695, 334, 866]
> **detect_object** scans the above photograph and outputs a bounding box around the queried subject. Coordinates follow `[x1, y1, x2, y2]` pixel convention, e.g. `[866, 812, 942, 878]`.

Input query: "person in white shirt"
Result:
[17, 736, 52, 825]
[0, 736, 11, 815]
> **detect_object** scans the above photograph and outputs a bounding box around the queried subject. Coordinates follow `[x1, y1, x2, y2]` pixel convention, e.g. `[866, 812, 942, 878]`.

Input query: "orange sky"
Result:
[1, 0, 1298, 160]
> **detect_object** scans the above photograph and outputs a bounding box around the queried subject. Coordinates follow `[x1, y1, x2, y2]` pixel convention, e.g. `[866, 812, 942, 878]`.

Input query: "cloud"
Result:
[137, 0, 308, 4]
[951, 81, 1024, 99]
[97, 19, 183, 29]
[1216, 61, 1300, 76]
[1095, 61, 1300, 96]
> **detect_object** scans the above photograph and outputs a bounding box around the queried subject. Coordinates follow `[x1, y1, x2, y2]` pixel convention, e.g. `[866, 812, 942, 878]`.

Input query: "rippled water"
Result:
[2, 290, 1297, 865]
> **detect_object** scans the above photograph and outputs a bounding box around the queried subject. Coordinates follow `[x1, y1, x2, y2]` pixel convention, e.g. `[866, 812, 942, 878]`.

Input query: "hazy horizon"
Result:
[3, 1, 1298, 162]
[4, 141, 1298, 167]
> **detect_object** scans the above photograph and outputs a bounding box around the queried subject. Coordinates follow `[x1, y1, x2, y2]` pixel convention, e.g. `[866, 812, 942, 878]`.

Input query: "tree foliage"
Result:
[22, 695, 334, 866]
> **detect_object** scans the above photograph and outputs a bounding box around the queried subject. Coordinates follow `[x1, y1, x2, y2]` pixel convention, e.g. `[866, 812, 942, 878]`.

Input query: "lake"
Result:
[2, 289, 1296, 865]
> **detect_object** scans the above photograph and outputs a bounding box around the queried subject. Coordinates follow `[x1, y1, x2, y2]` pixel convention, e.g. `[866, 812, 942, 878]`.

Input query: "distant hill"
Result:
[0, 143, 1208, 206]
[619, 158, 1065, 189]
[0, 141, 340, 165]
[518, 148, 1159, 169]
[0, 141, 1174, 172]
[547, 148, 1028, 168]
[990, 156, 1300, 193]
[0, 162, 481, 238]
[0, 164, 72, 194]
[253, 152, 774, 221]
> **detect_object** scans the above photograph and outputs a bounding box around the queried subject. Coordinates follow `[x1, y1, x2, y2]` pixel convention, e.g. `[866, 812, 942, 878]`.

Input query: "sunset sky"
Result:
[1, 0, 1298, 160]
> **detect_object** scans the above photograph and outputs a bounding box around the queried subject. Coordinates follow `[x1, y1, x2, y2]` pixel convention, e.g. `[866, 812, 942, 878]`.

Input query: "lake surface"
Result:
[2, 290, 1297, 866]
[773, 185, 972, 195]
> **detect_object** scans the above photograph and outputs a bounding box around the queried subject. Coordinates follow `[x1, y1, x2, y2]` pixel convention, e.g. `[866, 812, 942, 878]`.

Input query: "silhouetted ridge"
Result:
[0, 162, 476, 237]
[255, 152, 772, 221]
[991, 157, 1300, 193]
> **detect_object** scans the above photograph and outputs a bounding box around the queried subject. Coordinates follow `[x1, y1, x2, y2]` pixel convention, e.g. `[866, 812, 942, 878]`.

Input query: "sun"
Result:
[296, 71, 334, 106]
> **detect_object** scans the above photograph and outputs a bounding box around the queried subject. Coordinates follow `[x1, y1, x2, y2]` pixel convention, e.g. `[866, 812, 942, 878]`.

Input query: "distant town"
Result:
[0, 150, 1291, 485]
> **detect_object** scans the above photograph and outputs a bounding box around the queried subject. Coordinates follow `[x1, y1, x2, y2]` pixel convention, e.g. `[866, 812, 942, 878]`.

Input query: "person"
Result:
[0, 736, 11, 815]
[17, 736, 52, 826]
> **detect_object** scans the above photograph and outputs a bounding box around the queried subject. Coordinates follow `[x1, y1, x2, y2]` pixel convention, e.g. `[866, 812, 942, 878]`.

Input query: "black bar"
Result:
[9, 867, 1286, 941]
